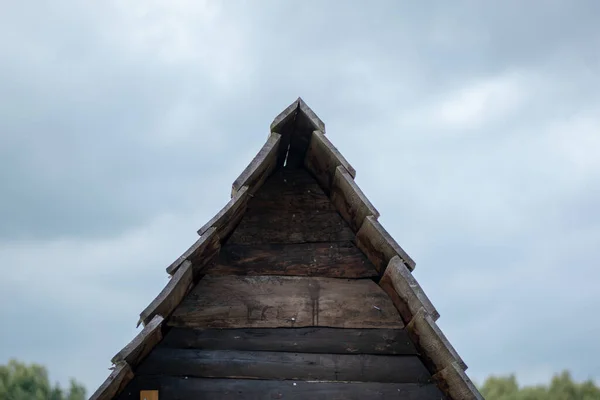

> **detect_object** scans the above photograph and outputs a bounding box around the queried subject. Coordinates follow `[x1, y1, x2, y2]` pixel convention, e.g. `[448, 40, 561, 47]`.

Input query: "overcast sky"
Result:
[1, 0, 599, 393]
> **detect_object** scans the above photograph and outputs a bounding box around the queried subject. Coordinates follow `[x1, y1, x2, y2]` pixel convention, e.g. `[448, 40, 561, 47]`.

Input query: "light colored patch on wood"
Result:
[140, 260, 194, 327]
[231, 132, 281, 197]
[270, 98, 299, 133]
[298, 97, 326, 133]
[196, 186, 250, 238]
[433, 362, 483, 400]
[112, 315, 163, 367]
[140, 390, 159, 400]
[304, 130, 356, 191]
[407, 308, 466, 374]
[169, 275, 403, 329]
[166, 228, 220, 275]
[356, 215, 415, 273]
[380, 256, 438, 324]
[89, 362, 133, 400]
[331, 165, 379, 231]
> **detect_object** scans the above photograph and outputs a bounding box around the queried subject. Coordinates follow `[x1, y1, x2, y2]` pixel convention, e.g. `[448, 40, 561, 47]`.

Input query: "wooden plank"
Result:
[160, 327, 417, 355]
[356, 215, 416, 273]
[304, 130, 356, 192]
[139, 261, 193, 327]
[285, 103, 322, 168]
[89, 362, 133, 400]
[231, 132, 281, 197]
[169, 275, 403, 329]
[298, 97, 326, 133]
[379, 256, 439, 324]
[140, 390, 158, 400]
[331, 165, 379, 231]
[407, 308, 467, 374]
[270, 98, 299, 133]
[433, 362, 483, 400]
[196, 186, 249, 239]
[136, 348, 431, 384]
[211, 242, 378, 278]
[112, 315, 164, 367]
[116, 376, 446, 400]
[166, 228, 220, 276]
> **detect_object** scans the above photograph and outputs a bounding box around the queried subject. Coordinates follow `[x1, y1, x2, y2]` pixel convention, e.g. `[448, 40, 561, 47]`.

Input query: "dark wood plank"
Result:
[331, 165, 379, 232]
[117, 376, 446, 400]
[169, 275, 403, 329]
[112, 315, 163, 367]
[89, 362, 133, 400]
[211, 242, 378, 278]
[231, 132, 281, 196]
[160, 327, 417, 355]
[433, 362, 483, 400]
[304, 130, 356, 192]
[166, 227, 220, 275]
[136, 348, 431, 384]
[196, 186, 249, 239]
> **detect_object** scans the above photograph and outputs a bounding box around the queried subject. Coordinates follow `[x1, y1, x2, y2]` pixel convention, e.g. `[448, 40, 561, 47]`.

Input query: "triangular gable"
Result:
[90, 98, 482, 400]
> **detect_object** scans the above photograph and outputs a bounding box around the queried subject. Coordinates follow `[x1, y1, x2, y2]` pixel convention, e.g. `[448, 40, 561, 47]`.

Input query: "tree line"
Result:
[2, 359, 599, 399]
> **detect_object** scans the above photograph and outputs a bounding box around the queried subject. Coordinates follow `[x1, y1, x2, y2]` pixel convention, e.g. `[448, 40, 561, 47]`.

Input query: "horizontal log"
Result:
[211, 242, 378, 278]
[304, 130, 356, 192]
[231, 132, 281, 197]
[89, 362, 133, 400]
[116, 376, 446, 400]
[169, 275, 403, 329]
[139, 260, 193, 327]
[331, 165, 379, 231]
[356, 215, 416, 273]
[379, 256, 439, 324]
[196, 186, 249, 239]
[112, 315, 164, 367]
[166, 227, 220, 275]
[136, 348, 431, 383]
[407, 308, 466, 374]
[160, 327, 417, 355]
[433, 362, 483, 400]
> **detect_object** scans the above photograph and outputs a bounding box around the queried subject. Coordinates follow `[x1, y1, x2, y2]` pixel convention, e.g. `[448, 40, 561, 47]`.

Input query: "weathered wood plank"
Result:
[379, 256, 439, 324]
[331, 165, 379, 232]
[89, 362, 133, 400]
[298, 97, 326, 133]
[112, 315, 164, 367]
[136, 348, 431, 384]
[196, 186, 249, 239]
[285, 101, 324, 168]
[166, 227, 220, 275]
[304, 130, 356, 192]
[270, 98, 299, 133]
[160, 327, 417, 355]
[211, 242, 378, 278]
[116, 376, 446, 400]
[356, 215, 416, 273]
[231, 132, 281, 197]
[140, 261, 194, 327]
[169, 275, 403, 329]
[407, 308, 467, 374]
[433, 362, 483, 400]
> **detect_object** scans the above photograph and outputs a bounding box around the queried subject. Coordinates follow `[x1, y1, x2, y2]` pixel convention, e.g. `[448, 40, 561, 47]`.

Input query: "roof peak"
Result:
[270, 97, 325, 134]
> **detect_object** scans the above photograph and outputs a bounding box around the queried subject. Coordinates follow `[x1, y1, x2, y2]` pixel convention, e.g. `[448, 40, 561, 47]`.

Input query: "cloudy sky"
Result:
[1, 0, 599, 392]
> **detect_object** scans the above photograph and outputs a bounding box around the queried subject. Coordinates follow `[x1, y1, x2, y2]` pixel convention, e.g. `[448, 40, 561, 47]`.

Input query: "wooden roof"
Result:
[90, 98, 482, 400]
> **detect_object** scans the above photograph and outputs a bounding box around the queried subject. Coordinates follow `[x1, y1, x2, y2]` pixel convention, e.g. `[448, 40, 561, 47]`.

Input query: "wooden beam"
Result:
[270, 98, 299, 133]
[160, 327, 417, 355]
[136, 348, 431, 384]
[379, 256, 439, 324]
[139, 260, 193, 327]
[331, 165, 379, 231]
[356, 215, 416, 273]
[304, 130, 356, 192]
[433, 362, 484, 400]
[112, 315, 164, 367]
[406, 308, 467, 374]
[298, 97, 326, 133]
[196, 186, 249, 239]
[166, 228, 220, 276]
[231, 132, 281, 197]
[89, 362, 133, 400]
[168, 275, 403, 329]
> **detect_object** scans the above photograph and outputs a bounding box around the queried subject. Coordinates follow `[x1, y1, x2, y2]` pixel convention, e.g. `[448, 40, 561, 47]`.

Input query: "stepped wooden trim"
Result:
[89, 362, 133, 400]
[139, 261, 194, 327]
[407, 308, 467, 373]
[356, 215, 416, 273]
[305, 130, 356, 191]
[232, 132, 281, 197]
[380, 256, 439, 324]
[196, 185, 249, 238]
[331, 165, 379, 231]
[112, 315, 164, 367]
[434, 362, 484, 400]
[166, 227, 220, 275]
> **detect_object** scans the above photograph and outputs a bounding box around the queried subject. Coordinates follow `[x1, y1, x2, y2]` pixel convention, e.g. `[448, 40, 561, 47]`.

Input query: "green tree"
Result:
[0, 359, 85, 400]
[480, 370, 600, 400]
